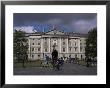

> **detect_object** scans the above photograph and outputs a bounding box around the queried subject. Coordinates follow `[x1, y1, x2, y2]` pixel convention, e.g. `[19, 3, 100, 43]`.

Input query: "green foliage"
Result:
[14, 30, 28, 61]
[85, 28, 97, 60]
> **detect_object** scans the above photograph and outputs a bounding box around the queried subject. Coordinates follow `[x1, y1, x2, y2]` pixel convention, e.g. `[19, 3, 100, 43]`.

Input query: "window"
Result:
[33, 38, 34, 40]
[45, 42, 47, 45]
[38, 42, 40, 45]
[54, 43, 56, 46]
[45, 48, 47, 52]
[75, 54, 77, 58]
[63, 54, 65, 58]
[33, 43, 34, 45]
[63, 48, 65, 52]
[63, 42, 65, 45]
[69, 47, 71, 51]
[75, 47, 77, 51]
[38, 55, 40, 57]
[38, 48, 41, 51]
[32, 55, 34, 58]
[81, 55, 82, 59]
[32, 48, 34, 51]
[44, 38, 47, 41]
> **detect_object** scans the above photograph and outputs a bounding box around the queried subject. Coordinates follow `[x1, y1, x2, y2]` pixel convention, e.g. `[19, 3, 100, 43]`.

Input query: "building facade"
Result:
[26, 29, 87, 60]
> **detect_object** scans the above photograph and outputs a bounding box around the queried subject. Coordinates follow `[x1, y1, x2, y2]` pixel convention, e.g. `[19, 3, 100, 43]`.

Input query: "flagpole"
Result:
[43, 27, 45, 32]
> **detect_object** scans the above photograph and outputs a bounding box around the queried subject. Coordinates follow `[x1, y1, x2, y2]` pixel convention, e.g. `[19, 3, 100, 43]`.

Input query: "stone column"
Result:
[66, 38, 69, 58]
[49, 37, 50, 53]
[41, 37, 43, 59]
[67, 38, 69, 53]
[28, 38, 31, 59]
[78, 38, 80, 53]
[59, 38, 61, 53]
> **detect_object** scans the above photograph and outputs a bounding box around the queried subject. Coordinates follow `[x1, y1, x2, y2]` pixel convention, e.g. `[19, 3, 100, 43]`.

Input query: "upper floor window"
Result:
[38, 42, 40, 45]
[38, 48, 41, 51]
[38, 54, 40, 57]
[45, 48, 47, 52]
[74, 47, 77, 52]
[63, 42, 65, 45]
[32, 48, 34, 51]
[63, 48, 65, 52]
[69, 47, 71, 51]
[33, 43, 34, 45]
[54, 43, 57, 46]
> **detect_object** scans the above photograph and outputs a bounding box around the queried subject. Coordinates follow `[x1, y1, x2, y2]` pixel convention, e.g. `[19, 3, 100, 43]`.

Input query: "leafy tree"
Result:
[14, 30, 28, 66]
[85, 28, 97, 61]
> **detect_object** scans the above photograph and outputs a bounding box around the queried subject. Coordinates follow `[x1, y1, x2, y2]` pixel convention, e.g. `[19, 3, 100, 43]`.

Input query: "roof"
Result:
[25, 29, 88, 38]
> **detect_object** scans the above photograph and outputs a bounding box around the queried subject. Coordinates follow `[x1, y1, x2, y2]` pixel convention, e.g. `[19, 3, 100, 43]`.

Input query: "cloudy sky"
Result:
[14, 13, 97, 33]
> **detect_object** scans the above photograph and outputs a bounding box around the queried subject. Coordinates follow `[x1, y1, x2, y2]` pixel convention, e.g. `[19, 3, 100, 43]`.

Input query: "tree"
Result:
[14, 30, 28, 67]
[85, 28, 97, 62]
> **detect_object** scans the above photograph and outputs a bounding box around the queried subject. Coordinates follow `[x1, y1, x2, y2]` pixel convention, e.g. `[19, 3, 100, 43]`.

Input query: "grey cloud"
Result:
[14, 13, 97, 33]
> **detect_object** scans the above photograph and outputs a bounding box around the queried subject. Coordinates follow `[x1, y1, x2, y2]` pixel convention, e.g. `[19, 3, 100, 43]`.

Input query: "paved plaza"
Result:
[14, 63, 97, 75]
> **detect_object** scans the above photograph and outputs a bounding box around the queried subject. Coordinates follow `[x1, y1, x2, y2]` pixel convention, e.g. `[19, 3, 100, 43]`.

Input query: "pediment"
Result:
[46, 29, 64, 35]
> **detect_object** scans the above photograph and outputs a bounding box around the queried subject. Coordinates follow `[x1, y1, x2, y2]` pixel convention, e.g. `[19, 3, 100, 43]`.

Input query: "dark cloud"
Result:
[14, 13, 97, 33]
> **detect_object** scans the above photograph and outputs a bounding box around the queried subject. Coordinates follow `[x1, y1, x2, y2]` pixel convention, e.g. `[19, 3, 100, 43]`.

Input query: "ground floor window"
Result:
[81, 54, 82, 59]
[32, 55, 34, 58]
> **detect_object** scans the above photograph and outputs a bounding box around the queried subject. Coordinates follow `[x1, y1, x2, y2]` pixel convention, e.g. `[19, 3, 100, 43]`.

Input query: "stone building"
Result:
[25, 28, 87, 60]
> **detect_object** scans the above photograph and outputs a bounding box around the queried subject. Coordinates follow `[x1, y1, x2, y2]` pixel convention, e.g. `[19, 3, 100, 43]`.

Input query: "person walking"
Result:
[52, 49, 58, 70]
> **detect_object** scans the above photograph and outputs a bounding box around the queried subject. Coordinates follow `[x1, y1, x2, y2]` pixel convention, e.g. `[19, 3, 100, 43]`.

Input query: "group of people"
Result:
[42, 49, 64, 71]
[42, 49, 80, 70]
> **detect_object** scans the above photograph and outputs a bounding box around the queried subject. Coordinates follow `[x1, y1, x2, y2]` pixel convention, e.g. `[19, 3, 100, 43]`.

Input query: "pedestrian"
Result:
[52, 48, 58, 70]
[69, 55, 71, 63]
[42, 54, 48, 67]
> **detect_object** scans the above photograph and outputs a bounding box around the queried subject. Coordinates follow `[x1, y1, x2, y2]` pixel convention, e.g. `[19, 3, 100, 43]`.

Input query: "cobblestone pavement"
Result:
[14, 63, 97, 75]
